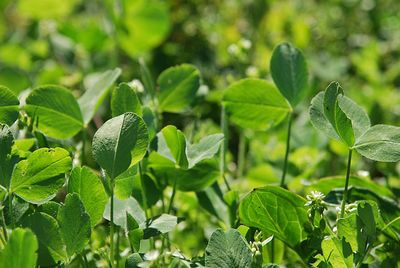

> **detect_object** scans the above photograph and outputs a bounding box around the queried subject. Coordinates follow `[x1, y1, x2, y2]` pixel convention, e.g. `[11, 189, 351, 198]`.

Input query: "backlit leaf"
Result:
[0, 85, 19, 126]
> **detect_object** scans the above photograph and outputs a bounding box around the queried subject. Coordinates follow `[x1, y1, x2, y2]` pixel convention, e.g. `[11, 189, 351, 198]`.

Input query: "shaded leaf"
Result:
[111, 82, 142, 117]
[0, 85, 19, 126]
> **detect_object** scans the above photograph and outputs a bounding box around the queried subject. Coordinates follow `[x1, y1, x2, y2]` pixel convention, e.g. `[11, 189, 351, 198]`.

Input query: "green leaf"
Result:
[205, 229, 252, 268]
[0, 124, 14, 188]
[24, 85, 83, 139]
[92, 112, 149, 179]
[352, 124, 400, 162]
[239, 186, 309, 249]
[321, 236, 353, 268]
[223, 78, 291, 130]
[187, 133, 224, 168]
[156, 125, 188, 168]
[17, 0, 79, 19]
[57, 193, 91, 257]
[270, 42, 308, 107]
[148, 214, 178, 234]
[125, 253, 143, 268]
[148, 153, 219, 191]
[323, 82, 354, 146]
[114, 165, 137, 200]
[21, 212, 67, 266]
[0, 228, 38, 268]
[111, 82, 142, 117]
[78, 68, 121, 125]
[310, 82, 370, 146]
[39, 201, 61, 219]
[158, 64, 200, 113]
[103, 197, 146, 230]
[117, 0, 170, 57]
[68, 167, 108, 228]
[10, 147, 72, 204]
[139, 58, 155, 98]
[0, 85, 19, 126]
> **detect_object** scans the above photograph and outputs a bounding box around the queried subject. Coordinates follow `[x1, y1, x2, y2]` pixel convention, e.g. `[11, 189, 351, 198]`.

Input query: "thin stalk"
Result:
[237, 130, 246, 179]
[220, 105, 231, 191]
[138, 162, 149, 219]
[167, 179, 177, 214]
[83, 253, 89, 268]
[7, 194, 12, 228]
[116, 227, 120, 268]
[81, 128, 87, 165]
[382, 215, 400, 231]
[340, 149, 353, 218]
[280, 114, 293, 187]
[110, 181, 115, 267]
[0, 207, 7, 241]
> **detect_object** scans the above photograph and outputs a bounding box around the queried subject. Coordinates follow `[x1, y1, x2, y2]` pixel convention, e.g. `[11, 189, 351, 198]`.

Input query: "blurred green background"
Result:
[1, 0, 400, 259]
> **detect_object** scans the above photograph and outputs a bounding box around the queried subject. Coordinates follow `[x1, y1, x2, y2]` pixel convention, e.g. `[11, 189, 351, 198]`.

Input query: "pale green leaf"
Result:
[0, 228, 38, 268]
[57, 193, 91, 257]
[78, 68, 121, 125]
[270, 42, 308, 107]
[187, 133, 224, 168]
[25, 85, 83, 139]
[148, 214, 178, 234]
[0, 85, 19, 126]
[353, 124, 400, 162]
[10, 148, 72, 204]
[223, 79, 291, 130]
[158, 64, 200, 113]
[205, 229, 252, 268]
[156, 125, 188, 168]
[21, 212, 67, 266]
[103, 197, 146, 230]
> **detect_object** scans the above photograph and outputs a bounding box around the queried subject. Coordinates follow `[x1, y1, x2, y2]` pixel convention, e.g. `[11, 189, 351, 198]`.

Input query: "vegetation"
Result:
[0, 0, 400, 267]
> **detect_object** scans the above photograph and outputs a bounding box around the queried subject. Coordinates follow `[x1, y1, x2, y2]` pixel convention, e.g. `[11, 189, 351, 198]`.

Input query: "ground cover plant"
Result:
[0, 1, 400, 267]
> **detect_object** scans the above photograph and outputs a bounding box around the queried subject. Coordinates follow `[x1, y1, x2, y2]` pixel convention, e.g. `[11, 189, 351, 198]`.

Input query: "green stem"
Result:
[167, 179, 177, 214]
[340, 149, 353, 218]
[81, 128, 87, 165]
[280, 114, 293, 187]
[110, 181, 115, 267]
[83, 253, 89, 268]
[116, 227, 120, 268]
[0, 205, 7, 241]
[8, 194, 12, 228]
[382, 215, 400, 231]
[138, 162, 149, 219]
[237, 130, 246, 179]
[220, 105, 230, 191]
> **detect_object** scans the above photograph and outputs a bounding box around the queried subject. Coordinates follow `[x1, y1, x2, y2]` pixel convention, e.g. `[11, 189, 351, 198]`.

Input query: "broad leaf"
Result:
[103, 197, 146, 230]
[0, 228, 38, 268]
[10, 147, 72, 204]
[321, 236, 353, 268]
[148, 153, 219, 191]
[92, 112, 149, 179]
[21, 212, 67, 266]
[57, 193, 91, 257]
[323, 82, 354, 146]
[205, 229, 252, 268]
[125, 253, 143, 268]
[79, 68, 121, 125]
[239, 186, 309, 249]
[0, 124, 14, 188]
[156, 125, 188, 168]
[270, 42, 308, 107]
[0, 85, 19, 126]
[139, 58, 155, 98]
[114, 165, 138, 200]
[24, 85, 83, 139]
[187, 133, 224, 168]
[68, 166, 108, 227]
[158, 64, 200, 113]
[148, 214, 178, 234]
[352, 124, 400, 162]
[223, 79, 291, 130]
[111, 82, 142, 117]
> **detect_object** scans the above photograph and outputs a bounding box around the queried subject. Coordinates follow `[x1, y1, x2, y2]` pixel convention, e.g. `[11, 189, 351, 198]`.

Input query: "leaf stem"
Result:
[110, 181, 115, 267]
[237, 129, 246, 179]
[220, 105, 231, 191]
[167, 178, 177, 214]
[116, 227, 120, 268]
[7, 193, 12, 228]
[81, 128, 87, 165]
[340, 149, 353, 218]
[138, 162, 149, 219]
[280, 113, 293, 187]
[0, 205, 7, 241]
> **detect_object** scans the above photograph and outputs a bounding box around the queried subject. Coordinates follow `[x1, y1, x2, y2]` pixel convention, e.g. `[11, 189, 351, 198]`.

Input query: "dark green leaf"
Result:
[57, 193, 91, 257]
[0, 124, 14, 188]
[0, 85, 19, 126]
[270, 42, 308, 106]
[205, 229, 252, 268]
[25, 85, 83, 139]
[92, 112, 149, 179]
[223, 79, 291, 130]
